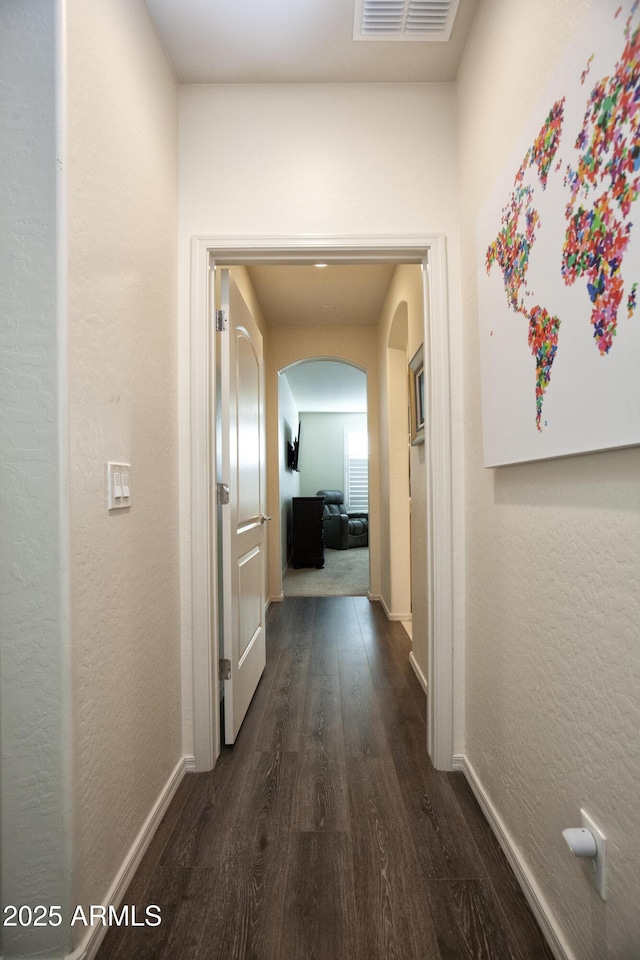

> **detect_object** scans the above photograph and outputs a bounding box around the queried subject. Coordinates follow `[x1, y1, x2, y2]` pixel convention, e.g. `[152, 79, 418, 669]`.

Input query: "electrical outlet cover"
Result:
[581, 808, 607, 900]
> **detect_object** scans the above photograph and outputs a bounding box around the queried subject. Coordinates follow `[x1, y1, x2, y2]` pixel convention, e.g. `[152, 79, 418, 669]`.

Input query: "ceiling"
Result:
[252, 264, 396, 411]
[282, 360, 367, 413]
[145, 0, 478, 84]
[247, 264, 397, 327]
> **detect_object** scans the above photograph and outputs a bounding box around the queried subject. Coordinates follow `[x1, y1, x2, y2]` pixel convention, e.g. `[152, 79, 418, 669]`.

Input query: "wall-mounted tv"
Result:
[287, 422, 301, 472]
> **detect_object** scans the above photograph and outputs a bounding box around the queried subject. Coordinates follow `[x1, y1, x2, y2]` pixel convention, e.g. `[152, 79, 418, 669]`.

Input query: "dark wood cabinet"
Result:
[292, 497, 324, 568]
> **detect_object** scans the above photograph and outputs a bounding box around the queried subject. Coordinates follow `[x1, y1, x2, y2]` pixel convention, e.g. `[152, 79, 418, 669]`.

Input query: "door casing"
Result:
[189, 235, 454, 771]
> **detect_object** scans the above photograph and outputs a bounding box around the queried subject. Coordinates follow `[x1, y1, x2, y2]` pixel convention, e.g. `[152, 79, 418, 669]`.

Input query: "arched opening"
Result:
[276, 358, 370, 598]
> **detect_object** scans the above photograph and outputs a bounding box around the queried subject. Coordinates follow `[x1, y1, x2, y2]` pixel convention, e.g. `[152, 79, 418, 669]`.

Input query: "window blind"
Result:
[345, 431, 369, 512]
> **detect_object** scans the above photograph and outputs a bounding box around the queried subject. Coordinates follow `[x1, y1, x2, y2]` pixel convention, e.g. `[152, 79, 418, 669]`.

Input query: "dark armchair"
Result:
[316, 490, 368, 550]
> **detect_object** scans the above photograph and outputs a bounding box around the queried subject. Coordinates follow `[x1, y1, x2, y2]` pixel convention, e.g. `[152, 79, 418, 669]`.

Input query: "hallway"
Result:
[96, 597, 552, 960]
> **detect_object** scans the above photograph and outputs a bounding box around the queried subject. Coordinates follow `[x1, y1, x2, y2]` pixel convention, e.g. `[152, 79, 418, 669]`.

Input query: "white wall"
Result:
[65, 0, 180, 936]
[298, 411, 367, 500]
[179, 83, 458, 238]
[457, 1, 640, 957]
[0, 4, 71, 955]
[278, 373, 300, 573]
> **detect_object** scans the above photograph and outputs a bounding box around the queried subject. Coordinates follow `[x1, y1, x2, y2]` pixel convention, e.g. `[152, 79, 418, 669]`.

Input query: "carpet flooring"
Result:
[283, 546, 369, 596]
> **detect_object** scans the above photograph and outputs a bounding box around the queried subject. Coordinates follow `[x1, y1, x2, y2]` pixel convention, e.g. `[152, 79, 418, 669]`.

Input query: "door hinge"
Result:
[219, 659, 231, 681]
[217, 482, 230, 505]
[216, 309, 228, 332]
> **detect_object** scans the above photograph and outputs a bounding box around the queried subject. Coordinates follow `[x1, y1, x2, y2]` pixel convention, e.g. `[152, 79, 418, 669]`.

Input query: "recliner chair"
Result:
[316, 490, 368, 549]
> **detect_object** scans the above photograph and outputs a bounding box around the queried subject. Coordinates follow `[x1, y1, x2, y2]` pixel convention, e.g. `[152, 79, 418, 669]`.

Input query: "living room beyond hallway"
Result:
[283, 546, 369, 597]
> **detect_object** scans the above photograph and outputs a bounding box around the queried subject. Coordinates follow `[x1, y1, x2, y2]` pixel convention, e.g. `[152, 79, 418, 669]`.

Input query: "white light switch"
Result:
[107, 462, 131, 510]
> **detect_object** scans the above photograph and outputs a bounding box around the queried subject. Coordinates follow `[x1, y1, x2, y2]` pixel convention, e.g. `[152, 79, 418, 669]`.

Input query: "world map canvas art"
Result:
[477, 0, 640, 466]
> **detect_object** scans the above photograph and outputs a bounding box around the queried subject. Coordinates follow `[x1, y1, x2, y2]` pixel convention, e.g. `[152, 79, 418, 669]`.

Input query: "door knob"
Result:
[260, 514, 272, 523]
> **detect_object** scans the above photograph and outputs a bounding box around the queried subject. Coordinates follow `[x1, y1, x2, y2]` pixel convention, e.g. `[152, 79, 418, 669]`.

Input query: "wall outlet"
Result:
[581, 808, 607, 901]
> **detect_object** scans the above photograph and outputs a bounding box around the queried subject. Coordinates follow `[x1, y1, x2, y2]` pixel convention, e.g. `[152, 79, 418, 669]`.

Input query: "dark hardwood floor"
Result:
[96, 596, 554, 960]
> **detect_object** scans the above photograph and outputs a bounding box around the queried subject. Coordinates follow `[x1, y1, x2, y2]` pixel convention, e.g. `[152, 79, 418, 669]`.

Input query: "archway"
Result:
[276, 358, 369, 598]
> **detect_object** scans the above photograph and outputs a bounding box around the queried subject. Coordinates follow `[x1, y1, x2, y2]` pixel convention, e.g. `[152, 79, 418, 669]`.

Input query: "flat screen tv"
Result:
[287, 421, 301, 472]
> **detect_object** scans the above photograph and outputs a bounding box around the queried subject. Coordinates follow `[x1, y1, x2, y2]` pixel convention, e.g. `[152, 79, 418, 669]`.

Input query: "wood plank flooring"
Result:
[96, 597, 554, 960]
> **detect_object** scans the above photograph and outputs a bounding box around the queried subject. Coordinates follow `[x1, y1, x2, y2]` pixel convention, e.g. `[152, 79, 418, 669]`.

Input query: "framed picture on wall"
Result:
[409, 344, 425, 445]
[476, 0, 640, 466]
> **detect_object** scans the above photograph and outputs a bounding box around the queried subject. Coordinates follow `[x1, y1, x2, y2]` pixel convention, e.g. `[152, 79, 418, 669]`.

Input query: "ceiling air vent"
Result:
[353, 0, 460, 41]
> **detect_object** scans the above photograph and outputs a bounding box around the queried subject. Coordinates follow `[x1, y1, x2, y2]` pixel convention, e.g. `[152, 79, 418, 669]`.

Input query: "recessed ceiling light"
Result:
[315, 263, 328, 268]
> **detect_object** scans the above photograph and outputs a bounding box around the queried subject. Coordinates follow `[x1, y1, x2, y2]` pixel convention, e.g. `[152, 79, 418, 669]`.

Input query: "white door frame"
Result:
[189, 235, 454, 771]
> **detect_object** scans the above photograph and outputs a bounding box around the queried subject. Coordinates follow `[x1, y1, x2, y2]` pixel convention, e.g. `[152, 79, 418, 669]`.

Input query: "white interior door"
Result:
[219, 268, 267, 744]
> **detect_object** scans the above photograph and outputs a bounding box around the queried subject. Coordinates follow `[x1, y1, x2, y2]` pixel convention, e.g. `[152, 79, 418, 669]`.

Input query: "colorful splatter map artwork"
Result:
[485, 2, 640, 434]
[486, 101, 566, 430]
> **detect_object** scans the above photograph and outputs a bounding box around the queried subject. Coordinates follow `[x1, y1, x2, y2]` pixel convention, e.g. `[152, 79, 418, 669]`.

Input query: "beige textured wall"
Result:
[179, 83, 458, 238]
[457, 1, 640, 956]
[377, 265, 425, 633]
[1, 3, 72, 955]
[66, 0, 180, 929]
[403, 269, 429, 687]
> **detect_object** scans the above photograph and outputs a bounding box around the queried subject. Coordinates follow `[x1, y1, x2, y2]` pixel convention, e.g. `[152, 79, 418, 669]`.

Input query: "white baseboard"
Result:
[452, 755, 575, 960]
[378, 595, 412, 622]
[67, 756, 192, 960]
[378, 595, 391, 617]
[409, 652, 428, 693]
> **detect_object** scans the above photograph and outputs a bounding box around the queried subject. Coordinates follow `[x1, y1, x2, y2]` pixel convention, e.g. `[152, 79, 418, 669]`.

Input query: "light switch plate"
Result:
[107, 462, 131, 510]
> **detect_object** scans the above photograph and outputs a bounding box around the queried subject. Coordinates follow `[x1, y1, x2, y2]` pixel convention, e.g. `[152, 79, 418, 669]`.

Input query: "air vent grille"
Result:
[354, 0, 460, 41]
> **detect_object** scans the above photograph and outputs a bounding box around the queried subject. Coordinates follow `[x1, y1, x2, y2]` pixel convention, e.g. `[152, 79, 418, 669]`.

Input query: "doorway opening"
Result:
[278, 359, 370, 598]
[189, 236, 454, 773]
